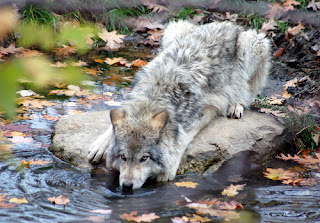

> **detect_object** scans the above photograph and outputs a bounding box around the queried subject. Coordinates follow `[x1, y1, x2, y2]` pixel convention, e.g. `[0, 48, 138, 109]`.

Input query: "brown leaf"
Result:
[93, 58, 105, 64]
[105, 57, 128, 66]
[285, 23, 305, 41]
[128, 16, 165, 32]
[98, 30, 126, 50]
[132, 59, 148, 67]
[283, 0, 300, 11]
[174, 181, 199, 189]
[259, 19, 277, 33]
[18, 49, 43, 58]
[266, 3, 284, 19]
[48, 194, 70, 205]
[196, 208, 240, 221]
[0, 194, 16, 209]
[0, 43, 24, 55]
[221, 184, 246, 197]
[53, 45, 76, 57]
[307, 0, 320, 11]
[260, 108, 286, 117]
[19, 98, 56, 109]
[71, 60, 88, 67]
[43, 115, 59, 121]
[313, 134, 319, 146]
[120, 211, 160, 222]
[84, 67, 102, 76]
[21, 159, 52, 165]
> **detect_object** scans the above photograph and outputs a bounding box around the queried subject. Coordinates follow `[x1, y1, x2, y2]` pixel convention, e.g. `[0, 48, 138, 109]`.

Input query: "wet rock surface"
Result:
[50, 110, 288, 172]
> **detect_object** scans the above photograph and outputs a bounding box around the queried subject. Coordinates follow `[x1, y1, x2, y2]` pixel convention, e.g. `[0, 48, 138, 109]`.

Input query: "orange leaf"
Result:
[263, 168, 297, 181]
[43, 115, 59, 121]
[132, 58, 147, 67]
[221, 184, 246, 197]
[93, 58, 105, 64]
[48, 194, 70, 205]
[274, 48, 284, 57]
[9, 198, 28, 204]
[174, 181, 199, 189]
[53, 45, 76, 57]
[120, 211, 160, 222]
[21, 159, 52, 165]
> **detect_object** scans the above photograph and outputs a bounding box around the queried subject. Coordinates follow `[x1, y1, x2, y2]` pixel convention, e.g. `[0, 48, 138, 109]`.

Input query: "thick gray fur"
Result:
[87, 20, 270, 189]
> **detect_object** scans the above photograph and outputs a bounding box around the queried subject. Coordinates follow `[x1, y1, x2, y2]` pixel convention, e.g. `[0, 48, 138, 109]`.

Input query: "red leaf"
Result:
[274, 48, 284, 57]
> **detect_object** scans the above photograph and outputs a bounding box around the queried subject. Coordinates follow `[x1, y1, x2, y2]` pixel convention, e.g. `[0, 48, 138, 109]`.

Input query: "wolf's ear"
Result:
[150, 110, 169, 131]
[110, 109, 125, 127]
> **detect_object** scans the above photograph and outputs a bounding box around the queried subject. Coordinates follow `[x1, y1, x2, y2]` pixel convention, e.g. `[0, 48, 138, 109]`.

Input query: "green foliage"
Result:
[103, 7, 149, 34]
[240, 13, 266, 30]
[276, 20, 289, 33]
[174, 8, 196, 20]
[284, 109, 319, 152]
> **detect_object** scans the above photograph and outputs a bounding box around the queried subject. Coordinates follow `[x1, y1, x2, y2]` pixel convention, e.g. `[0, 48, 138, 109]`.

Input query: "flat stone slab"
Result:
[50, 110, 287, 173]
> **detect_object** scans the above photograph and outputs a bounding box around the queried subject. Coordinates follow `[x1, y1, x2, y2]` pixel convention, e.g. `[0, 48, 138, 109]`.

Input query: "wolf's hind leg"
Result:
[87, 126, 113, 164]
[227, 103, 244, 119]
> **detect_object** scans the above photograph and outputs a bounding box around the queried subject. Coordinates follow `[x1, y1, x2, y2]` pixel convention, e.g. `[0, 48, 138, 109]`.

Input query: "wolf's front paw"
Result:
[227, 103, 244, 119]
[87, 127, 112, 164]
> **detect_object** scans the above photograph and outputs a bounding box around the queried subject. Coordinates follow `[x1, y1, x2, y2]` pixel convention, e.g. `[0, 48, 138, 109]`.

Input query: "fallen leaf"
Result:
[9, 198, 28, 204]
[221, 184, 246, 197]
[285, 23, 305, 41]
[259, 19, 277, 33]
[120, 211, 160, 222]
[263, 168, 297, 181]
[307, 0, 320, 11]
[48, 194, 70, 205]
[50, 61, 67, 68]
[268, 97, 285, 105]
[196, 208, 240, 221]
[274, 48, 284, 58]
[313, 134, 319, 146]
[266, 3, 284, 19]
[283, 0, 300, 11]
[175, 181, 199, 189]
[98, 30, 126, 50]
[43, 115, 59, 121]
[84, 67, 102, 76]
[19, 98, 56, 109]
[18, 49, 43, 57]
[71, 60, 88, 67]
[93, 58, 105, 64]
[188, 214, 211, 222]
[21, 159, 52, 165]
[260, 108, 286, 117]
[0, 43, 24, 55]
[52, 82, 67, 89]
[132, 58, 147, 67]
[105, 57, 127, 65]
[53, 45, 76, 57]
[0, 194, 16, 208]
[127, 16, 165, 32]
[142, 1, 169, 12]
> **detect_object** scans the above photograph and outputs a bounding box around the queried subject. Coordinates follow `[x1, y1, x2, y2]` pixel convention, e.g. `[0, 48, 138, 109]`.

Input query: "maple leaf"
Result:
[259, 19, 277, 33]
[48, 194, 70, 205]
[132, 59, 148, 67]
[263, 168, 297, 181]
[9, 198, 28, 204]
[21, 159, 52, 165]
[53, 45, 76, 57]
[18, 49, 43, 58]
[98, 30, 126, 50]
[71, 60, 88, 67]
[120, 211, 160, 222]
[265, 3, 284, 19]
[105, 57, 127, 65]
[221, 184, 246, 197]
[283, 0, 300, 11]
[0, 43, 24, 55]
[307, 0, 320, 11]
[84, 67, 102, 76]
[174, 181, 199, 189]
[0, 194, 16, 208]
[126, 16, 165, 32]
[19, 99, 56, 109]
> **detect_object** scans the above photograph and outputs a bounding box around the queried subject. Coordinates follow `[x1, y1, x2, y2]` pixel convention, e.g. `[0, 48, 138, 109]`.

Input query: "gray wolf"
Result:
[87, 20, 270, 190]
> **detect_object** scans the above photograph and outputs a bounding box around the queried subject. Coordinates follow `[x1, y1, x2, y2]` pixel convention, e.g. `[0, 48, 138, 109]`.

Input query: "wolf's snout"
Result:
[122, 182, 133, 191]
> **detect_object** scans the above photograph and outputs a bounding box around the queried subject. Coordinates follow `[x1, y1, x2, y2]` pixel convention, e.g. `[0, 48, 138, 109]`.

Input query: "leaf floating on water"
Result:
[263, 168, 297, 181]
[132, 58, 147, 67]
[0, 194, 16, 209]
[9, 197, 28, 204]
[221, 184, 246, 197]
[174, 181, 199, 189]
[120, 211, 160, 222]
[48, 194, 70, 205]
[21, 159, 52, 166]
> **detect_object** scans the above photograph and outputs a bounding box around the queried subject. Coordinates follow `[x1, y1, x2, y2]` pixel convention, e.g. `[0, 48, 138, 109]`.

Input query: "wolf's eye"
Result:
[140, 156, 149, 162]
[120, 154, 126, 161]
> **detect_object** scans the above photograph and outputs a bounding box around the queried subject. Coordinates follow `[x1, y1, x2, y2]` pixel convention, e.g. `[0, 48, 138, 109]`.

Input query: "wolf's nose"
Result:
[122, 182, 133, 191]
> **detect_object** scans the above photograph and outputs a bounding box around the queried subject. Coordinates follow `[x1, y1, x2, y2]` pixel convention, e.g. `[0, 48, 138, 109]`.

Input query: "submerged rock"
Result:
[50, 110, 288, 173]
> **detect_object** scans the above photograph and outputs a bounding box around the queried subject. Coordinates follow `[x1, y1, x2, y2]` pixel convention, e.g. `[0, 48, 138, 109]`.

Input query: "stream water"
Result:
[0, 42, 320, 223]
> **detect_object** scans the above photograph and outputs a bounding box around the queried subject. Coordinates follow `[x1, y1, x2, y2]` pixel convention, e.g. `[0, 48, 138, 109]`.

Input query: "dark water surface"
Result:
[1, 43, 320, 223]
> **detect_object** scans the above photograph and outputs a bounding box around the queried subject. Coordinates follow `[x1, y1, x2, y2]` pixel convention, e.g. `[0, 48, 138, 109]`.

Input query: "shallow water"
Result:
[1, 43, 320, 223]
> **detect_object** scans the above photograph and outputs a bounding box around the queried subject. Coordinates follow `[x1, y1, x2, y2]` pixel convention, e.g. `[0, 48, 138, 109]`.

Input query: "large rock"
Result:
[50, 110, 288, 173]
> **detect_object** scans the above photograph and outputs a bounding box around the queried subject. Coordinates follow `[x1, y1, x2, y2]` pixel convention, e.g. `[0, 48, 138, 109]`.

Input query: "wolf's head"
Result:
[107, 109, 169, 191]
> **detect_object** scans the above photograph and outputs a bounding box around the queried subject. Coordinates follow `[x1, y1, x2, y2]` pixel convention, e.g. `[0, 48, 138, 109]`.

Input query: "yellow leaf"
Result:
[21, 159, 52, 165]
[48, 194, 70, 205]
[120, 211, 160, 222]
[263, 168, 296, 181]
[221, 184, 246, 197]
[93, 58, 105, 64]
[174, 181, 199, 189]
[9, 198, 28, 204]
